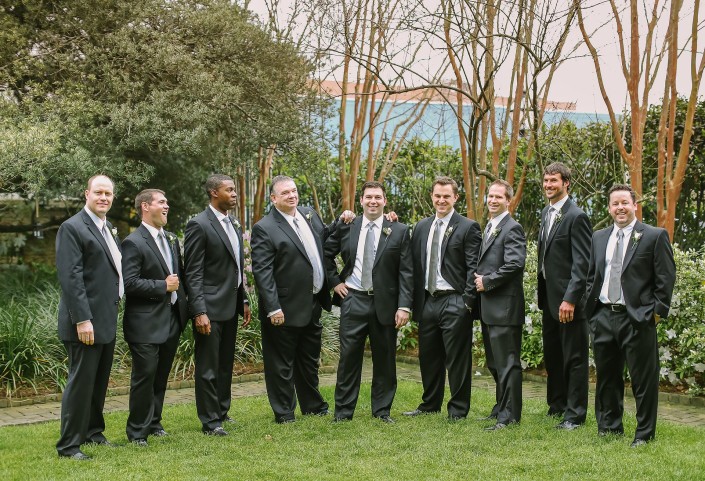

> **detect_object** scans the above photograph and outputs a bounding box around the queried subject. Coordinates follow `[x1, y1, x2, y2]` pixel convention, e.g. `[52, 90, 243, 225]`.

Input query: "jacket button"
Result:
[114, 300, 119, 305]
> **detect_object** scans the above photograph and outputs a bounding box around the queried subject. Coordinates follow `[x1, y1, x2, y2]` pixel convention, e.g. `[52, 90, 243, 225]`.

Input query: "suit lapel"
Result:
[622, 221, 644, 270]
[140, 224, 171, 275]
[545, 199, 570, 248]
[373, 218, 391, 268]
[440, 212, 460, 264]
[81, 210, 119, 273]
[206, 208, 238, 264]
[594, 227, 613, 280]
[480, 215, 510, 259]
[272, 208, 308, 260]
[417, 217, 433, 279]
[348, 217, 363, 267]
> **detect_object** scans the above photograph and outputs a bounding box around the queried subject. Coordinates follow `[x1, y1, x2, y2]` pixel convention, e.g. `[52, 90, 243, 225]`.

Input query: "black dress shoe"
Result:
[333, 416, 352, 423]
[275, 418, 296, 424]
[484, 422, 507, 431]
[546, 409, 564, 418]
[375, 415, 395, 424]
[598, 429, 624, 437]
[630, 438, 648, 448]
[555, 420, 582, 431]
[59, 451, 92, 461]
[151, 429, 169, 437]
[222, 416, 236, 424]
[89, 439, 117, 448]
[477, 414, 497, 421]
[402, 409, 438, 417]
[448, 414, 466, 422]
[131, 439, 148, 447]
[203, 426, 228, 436]
[313, 409, 329, 416]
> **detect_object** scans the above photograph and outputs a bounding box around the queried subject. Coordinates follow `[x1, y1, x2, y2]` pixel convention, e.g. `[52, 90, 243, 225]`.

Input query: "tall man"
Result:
[56, 175, 123, 460]
[537, 162, 592, 429]
[474, 179, 526, 431]
[585, 184, 675, 447]
[184, 174, 250, 436]
[403, 177, 481, 421]
[122, 189, 188, 445]
[251, 175, 336, 423]
[324, 181, 413, 423]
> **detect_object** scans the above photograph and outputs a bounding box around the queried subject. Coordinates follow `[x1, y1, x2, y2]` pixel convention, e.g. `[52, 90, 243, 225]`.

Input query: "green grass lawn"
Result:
[1, 382, 703, 480]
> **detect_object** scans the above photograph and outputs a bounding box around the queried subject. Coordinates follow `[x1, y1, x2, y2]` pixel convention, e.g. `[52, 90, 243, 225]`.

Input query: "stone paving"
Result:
[1, 359, 705, 428]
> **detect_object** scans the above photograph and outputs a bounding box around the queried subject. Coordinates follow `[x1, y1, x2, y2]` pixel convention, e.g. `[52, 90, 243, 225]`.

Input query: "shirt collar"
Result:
[209, 204, 229, 222]
[141, 221, 163, 240]
[362, 215, 384, 229]
[84, 205, 106, 230]
[613, 218, 637, 236]
[434, 209, 455, 225]
[549, 195, 569, 212]
[489, 210, 509, 228]
[276, 207, 300, 222]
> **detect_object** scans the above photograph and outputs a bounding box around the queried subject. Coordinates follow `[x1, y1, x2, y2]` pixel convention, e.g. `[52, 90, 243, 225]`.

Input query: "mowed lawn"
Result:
[1, 382, 703, 481]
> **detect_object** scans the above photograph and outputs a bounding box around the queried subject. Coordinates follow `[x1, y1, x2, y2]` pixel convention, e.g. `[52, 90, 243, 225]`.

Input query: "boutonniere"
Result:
[554, 211, 563, 225]
[444, 225, 454, 239]
[231, 217, 241, 230]
[166, 232, 177, 244]
[490, 226, 501, 238]
[305, 211, 313, 222]
[382, 227, 392, 236]
[111, 227, 118, 238]
[632, 231, 642, 248]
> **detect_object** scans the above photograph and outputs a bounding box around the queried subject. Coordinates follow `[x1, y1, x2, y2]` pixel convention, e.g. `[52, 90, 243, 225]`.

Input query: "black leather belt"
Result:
[427, 290, 457, 298]
[348, 287, 374, 296]
[600, 302, 626, 312]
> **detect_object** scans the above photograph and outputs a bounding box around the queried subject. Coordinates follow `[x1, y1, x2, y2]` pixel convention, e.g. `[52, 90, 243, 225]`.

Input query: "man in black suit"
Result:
[184, 174, 250, 436]
[585, 184, 675, 447]
[323, 181, 413, 423]
[122, 189, 188, 446]
[537, 162, 592, 429]
[251, 175, 339, 423]
[474, 179, 526, 431]
[403, 176, 481, 421]
[55, 175, 123, 460]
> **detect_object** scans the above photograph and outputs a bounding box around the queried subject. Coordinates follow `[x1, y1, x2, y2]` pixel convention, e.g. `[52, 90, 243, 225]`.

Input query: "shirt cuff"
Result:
[77, 320, 90, 325]
[267, 309, 282, 318]
[398, 307, 411, 313]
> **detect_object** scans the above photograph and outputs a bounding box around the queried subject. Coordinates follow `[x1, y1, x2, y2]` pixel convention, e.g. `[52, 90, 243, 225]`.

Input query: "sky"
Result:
[248, 1, 704, 115]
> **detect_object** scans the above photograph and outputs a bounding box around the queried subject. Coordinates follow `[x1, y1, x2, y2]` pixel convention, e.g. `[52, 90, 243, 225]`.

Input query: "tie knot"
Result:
[367, 222, 376, 230]
[617, 229, 624, 239]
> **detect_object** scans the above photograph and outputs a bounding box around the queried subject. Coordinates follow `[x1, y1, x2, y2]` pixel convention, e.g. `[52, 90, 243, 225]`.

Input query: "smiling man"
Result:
[474, 179, 526, 431]
[585, 184, 675, 447]
[122, 189, 188, 446]
[184, 174, 251, 436]
[56, 175, 123, 460]
[323, 181, 413, 423]
[403, 177, 481, 421]
[537, 162, 592, 430]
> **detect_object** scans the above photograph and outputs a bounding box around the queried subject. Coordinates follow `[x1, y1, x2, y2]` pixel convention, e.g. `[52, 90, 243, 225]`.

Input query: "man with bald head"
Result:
[56, 175, 124, 460]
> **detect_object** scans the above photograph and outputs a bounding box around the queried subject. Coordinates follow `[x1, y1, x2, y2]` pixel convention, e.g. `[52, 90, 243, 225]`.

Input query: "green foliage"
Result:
[396, 322, 418, 352]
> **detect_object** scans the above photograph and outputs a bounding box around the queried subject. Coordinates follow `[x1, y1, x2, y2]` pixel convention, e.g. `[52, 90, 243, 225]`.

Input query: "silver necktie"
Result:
[608, 229, 624, 304]
[427, 219, 442, 294]
[157, 232, 177, 304]
[361, 222, 376, 291]
[293, 218, 323, 293]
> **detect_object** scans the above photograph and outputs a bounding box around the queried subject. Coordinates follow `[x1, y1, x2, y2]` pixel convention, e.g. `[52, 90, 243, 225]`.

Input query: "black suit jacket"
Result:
[585, 221, 675, 327]
[122, 224, 188, 344]
[411, 212, 482, 315]
[476, 215, 526, 326]
[323, 216, 413, 324]
[537, 198, 592, 318]
[184, 208, 246, 321]
[56, 209, 121, 344]
[251, 207, 333, 327]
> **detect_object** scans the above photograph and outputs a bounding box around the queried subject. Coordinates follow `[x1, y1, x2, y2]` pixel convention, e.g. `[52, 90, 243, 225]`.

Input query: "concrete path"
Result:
[1, 359, 704, 428]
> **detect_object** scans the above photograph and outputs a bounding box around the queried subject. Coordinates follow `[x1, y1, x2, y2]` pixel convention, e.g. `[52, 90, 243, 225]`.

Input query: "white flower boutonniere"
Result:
[382, 227, 392, 237]
[111, 227, 118, 238]
[166, 232, 177, 244]
[305, 211, 313, 222]
[554, 211, 563, 225]
[490, 226, 501, 238]
[231, 217, 241, 230]
[632, 231, 642, 248]
[445, 225, 454, 238]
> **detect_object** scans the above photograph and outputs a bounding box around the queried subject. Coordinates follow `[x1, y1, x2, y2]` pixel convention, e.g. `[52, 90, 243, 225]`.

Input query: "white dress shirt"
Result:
[345, 215, 384, 291]
[545, 195, 569, 236]
[425, 209, 454, 291]
[598, 218, 636, 305]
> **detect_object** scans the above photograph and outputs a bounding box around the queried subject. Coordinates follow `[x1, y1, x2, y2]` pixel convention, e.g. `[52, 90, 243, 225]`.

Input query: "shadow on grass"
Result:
[1, 382, 703, 481]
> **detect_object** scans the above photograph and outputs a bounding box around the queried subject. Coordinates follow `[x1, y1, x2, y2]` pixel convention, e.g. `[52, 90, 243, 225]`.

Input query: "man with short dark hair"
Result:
[585, 184, 675, 447]
[537, 162, 592, 429]
[475, 179, 526, 431]
[56, 175, 123, 460]
[122, 189, 188, 446]
[324, 181, 413, 423]
[403, 176, 481, 421]
[184, 174, 251, 436]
